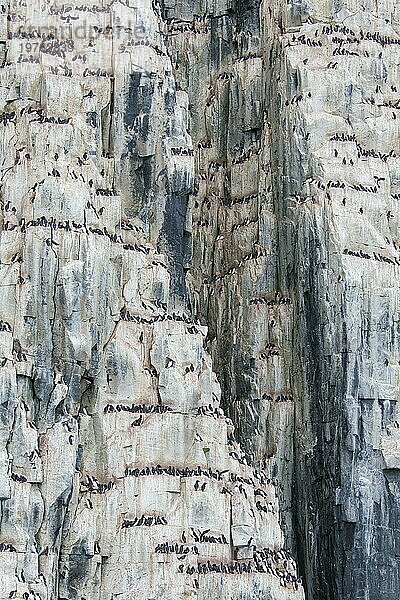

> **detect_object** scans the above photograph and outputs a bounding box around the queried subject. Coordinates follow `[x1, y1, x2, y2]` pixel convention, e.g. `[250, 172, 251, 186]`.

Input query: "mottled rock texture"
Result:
[0, 0, 398, 599]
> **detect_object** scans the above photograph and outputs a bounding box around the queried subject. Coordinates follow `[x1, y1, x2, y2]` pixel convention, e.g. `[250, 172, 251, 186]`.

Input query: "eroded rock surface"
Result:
[0, 1, 303, 599]
[0, 0, 398, 599]
[166, 0, 400, 598]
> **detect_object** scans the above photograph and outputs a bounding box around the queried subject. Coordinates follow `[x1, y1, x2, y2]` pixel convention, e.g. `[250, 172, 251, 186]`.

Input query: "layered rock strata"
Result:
[164, 0, 399, 598]
[0, 0, 399, 598]
[0, 1, 304, 599]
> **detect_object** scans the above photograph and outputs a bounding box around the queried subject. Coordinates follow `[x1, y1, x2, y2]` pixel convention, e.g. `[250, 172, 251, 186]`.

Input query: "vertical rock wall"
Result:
[272, 2, 400, 598]
[166, 0, 399, 598]
[0, 1, 303, 599]
[0, 0, 399, 599]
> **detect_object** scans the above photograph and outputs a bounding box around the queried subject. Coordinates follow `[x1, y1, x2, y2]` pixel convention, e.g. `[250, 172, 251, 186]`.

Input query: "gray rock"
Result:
[0, 0, 398, 599]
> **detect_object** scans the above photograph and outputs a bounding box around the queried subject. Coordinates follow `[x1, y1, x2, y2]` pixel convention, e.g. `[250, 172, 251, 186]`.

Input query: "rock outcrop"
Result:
[0, 0, 398, 599]
[0, 1, 303, 599]
[172, 0, 399, 597]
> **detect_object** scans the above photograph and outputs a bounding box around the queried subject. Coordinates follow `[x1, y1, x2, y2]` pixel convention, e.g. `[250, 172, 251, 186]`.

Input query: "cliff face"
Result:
[0, 1, 398, 600]
[169, 0, 399, 598]
[0, 1, 303, 599]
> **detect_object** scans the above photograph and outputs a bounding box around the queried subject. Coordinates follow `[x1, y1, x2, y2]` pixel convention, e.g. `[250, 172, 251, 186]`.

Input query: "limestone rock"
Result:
[0, 1, 303, 599]
[0, 0, 398, 599]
